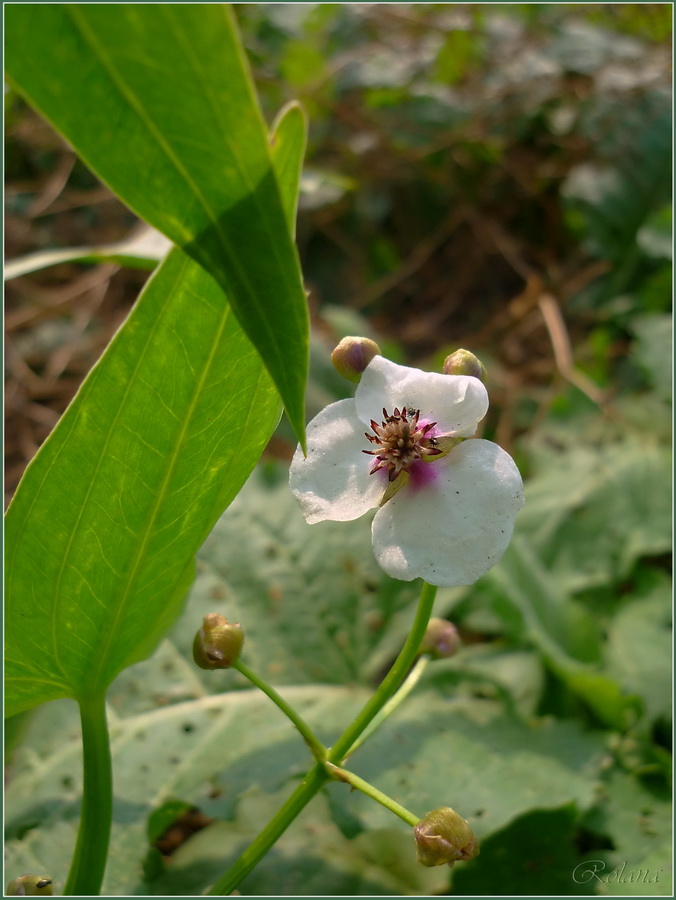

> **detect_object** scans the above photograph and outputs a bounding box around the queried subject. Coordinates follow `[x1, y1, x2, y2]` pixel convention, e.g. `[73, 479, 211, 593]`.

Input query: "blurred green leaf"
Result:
[487, 539, 640, 729]
[280, 41, 327, 89]
[583, 770, 672, 896]
[630, 314, 673, 402]
[5, 4, 309, 443]
[453, 805, 590, 895]
[637, 205, 673, 261]
[4, 226, 171, 281]
[564, 92, 671, 303]
[269, 102, 308, 238]
[606, 574, 672, 725]
[424, 646, 545, 719]
[519, 437, 672, 592]
[435, 30, 485, 85]
[5, 248, 281, 717]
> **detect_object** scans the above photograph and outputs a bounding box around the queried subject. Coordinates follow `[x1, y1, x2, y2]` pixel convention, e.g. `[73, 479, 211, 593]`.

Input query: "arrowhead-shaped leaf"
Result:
[5, 247, 282, 717]
[5, 4, 309, 444]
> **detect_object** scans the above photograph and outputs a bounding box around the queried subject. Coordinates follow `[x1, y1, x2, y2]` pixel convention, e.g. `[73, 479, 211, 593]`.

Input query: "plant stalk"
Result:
[207, 763, 328, 895]
[234, 658, 327, 761]
[63, 693, 113, 895]
[328, 580, 437, 763]
[325, 763, 420, 826]
[342, 655, 429, 761]
[208, 580, 437, 894]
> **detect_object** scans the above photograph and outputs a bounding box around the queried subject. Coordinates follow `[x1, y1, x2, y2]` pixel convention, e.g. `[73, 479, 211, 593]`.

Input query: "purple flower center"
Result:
[363, 405, 443, 483]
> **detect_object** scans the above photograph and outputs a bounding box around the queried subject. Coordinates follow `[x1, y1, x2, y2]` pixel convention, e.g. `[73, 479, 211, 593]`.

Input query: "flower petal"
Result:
[371, 439, 524, 586]
[289, 398, 385, 524]
[356, 355, 488, 436]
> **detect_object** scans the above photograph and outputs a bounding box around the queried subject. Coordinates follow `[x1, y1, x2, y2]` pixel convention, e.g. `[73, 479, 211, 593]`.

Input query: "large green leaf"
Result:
[5, 247, 281, 717]
[5, 4, 309, 444]
[4, 103, 307, 283]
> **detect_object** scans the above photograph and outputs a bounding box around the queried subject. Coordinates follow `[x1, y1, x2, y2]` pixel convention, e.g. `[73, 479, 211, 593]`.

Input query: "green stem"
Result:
[208, 580, 437, 895]
[328, 580, 437, 764]
[234, 659, 327, 761]
[207, 763, 329, 895]
[325, 763, 420, 826]
[63, 694, 113, 895]
[343, 655, 429, 761]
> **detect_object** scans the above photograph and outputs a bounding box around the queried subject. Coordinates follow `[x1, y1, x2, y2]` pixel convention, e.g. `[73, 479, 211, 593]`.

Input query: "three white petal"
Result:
[290, 356, 524, 586]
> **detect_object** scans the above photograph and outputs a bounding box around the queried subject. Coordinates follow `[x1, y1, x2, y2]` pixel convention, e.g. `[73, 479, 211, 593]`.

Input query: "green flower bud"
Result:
[331, 336, 381, 383]
[6, 876, 54, 896]
[414, 807, 479, 867]
[420, 618, 461, 659]
[442, 349, 487, 383]
[193, 613, 244, 669]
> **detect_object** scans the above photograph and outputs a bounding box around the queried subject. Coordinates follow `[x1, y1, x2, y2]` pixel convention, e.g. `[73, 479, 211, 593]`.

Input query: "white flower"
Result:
[289, 356, 524, 587]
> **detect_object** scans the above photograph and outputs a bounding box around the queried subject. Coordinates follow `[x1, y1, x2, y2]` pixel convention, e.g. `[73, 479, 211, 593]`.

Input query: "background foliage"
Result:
[5, 3, 672, 896]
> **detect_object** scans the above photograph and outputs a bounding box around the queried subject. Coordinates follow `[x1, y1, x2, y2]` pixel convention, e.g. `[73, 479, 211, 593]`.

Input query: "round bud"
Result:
[414, 807, 479, 867]
[193, 613, 244, 670]
[420, 618, 461, 660]
[442, 349, 487, 383]
[6, 876, 54, 896]
[331, 336, 381, 383]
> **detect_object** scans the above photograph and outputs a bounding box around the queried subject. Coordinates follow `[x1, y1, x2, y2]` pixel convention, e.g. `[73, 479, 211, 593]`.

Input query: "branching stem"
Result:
[208, 580, 437, 895]
[325, 762, 420, 826]
[342, 655, 429, 761]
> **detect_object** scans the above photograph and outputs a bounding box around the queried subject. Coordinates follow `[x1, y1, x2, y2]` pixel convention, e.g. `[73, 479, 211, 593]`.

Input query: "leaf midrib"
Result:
[65, 5, 301, 413]
[88, 268, 236, 691]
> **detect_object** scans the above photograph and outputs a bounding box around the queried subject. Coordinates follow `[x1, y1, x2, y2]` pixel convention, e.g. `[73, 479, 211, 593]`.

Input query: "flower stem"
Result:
[342, 655, 429, 761]
[63, 693, 113, 895]
[234, 659, 327, 761]
[327, 580, 437, 763]
[325, 763, 420, 826]
[206, 763, 328, 895]
[207, 580, 437, 895]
